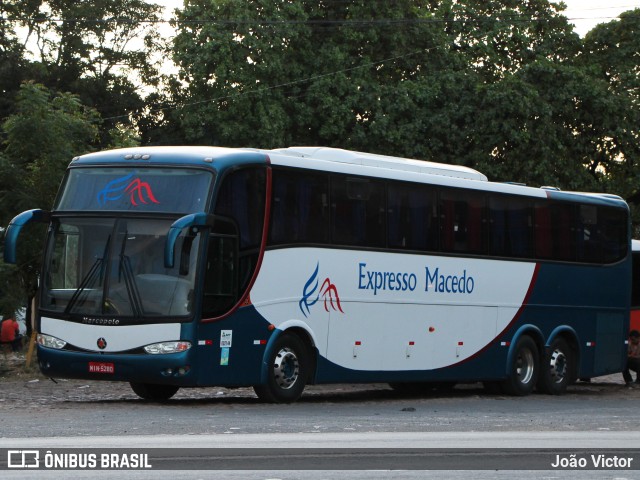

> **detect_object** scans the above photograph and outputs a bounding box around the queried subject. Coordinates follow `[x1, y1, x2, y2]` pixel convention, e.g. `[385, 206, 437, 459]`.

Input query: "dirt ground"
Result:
[1, 349, 638, 410]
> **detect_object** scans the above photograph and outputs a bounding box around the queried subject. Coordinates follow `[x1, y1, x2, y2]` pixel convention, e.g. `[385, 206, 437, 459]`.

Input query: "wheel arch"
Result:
[259, 320, 318, 385]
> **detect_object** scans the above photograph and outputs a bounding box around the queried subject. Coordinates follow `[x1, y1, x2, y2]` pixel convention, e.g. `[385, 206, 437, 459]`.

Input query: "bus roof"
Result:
[265, 147, 489, 182]
[69, 146, 627, 207]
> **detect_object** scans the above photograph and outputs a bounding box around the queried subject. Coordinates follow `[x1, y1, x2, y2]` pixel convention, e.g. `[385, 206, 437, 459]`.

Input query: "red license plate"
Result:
[88, 362, 115, 374]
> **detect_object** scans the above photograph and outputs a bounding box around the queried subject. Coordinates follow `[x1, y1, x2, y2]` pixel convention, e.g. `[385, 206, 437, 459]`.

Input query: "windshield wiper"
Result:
[117, 231, 143, 317]
[64, 235, 110, 314]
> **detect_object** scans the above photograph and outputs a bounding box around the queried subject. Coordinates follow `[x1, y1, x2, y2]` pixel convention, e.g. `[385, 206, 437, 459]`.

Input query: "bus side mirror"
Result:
[164, 213, 216, 268]
[3, 209, 51, 264]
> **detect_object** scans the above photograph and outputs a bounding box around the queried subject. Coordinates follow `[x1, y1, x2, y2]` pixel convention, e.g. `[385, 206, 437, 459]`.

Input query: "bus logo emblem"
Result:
[97, 337, 107, 350]
[299, 263, 344, 318]
[97, 173, 160, 207]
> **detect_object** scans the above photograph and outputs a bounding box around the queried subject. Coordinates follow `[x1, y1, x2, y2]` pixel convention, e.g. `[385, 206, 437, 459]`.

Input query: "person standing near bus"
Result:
[623, 330, 640, 387]
[0, 315, 21, 351]
[0, 314, 22, 352]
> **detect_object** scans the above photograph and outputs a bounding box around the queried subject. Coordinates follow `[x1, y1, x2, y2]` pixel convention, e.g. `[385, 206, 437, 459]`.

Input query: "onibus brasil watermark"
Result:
[7, 450, 151, 470]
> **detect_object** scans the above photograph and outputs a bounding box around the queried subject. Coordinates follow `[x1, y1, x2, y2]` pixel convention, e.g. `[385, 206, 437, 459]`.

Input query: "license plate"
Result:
[88, 362, 115, 374]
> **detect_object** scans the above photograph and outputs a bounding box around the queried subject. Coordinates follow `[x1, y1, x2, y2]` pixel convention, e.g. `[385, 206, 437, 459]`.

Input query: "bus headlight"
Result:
[144, 341, 191, 354]
[37, 334, 67, 350]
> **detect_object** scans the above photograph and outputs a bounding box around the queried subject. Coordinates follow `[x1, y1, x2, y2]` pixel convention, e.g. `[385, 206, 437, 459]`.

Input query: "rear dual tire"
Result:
[498, 335, 574, 396]
[537, 337, 574, 395]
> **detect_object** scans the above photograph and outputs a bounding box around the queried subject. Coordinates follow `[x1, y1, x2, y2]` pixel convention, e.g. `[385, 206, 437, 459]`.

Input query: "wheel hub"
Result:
[516, 349, 535, 384]
[549, 350, 567, 384]
[273, 347, 299, 390]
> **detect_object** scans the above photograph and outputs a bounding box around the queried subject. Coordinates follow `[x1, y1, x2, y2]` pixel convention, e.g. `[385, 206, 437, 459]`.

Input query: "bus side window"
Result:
[387, 182, 436, 251]
[551, 203, 576, 261]
[331, 176, 385, 248]
[269, 169, 329, 245]
[440, 189, 487, 255]
[202, 231, 239, 318]
[535, 202, 576, 262]
[214, 167, 266, 292]
[577, 204, 603, 263]
[489, 196, 533, 258]
[598, 206, 628, 264]
[534, 203, 553, 259]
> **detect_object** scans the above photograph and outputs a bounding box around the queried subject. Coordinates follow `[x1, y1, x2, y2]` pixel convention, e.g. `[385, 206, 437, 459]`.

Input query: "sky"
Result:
[560, 0, 639, 35]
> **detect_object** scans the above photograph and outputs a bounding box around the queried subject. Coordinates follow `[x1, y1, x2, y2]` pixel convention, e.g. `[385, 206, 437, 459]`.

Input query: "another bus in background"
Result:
[631, 240, 640, 333]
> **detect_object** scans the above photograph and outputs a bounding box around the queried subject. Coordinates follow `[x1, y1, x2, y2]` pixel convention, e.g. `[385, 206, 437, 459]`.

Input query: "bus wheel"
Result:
[130, 382, 179, 401]
[537, 337, 573, 395]
[254, 333, 309, 403]
[501, 336, 539, 396]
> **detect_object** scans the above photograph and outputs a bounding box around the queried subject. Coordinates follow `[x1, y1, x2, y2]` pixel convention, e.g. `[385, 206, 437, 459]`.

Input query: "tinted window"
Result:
[489, 195, 533, 258]
[269, 169, 329, 245]
[582, 206, 628, 264]
[440, 189, 487, 255]
[215, 168, 266, 250]
[387, 182, 437, 251]
[331, 176, 385, 248]
[214, 167, 266, 293]
[535, 202, 576, 261]
[264, 169, 628, 265]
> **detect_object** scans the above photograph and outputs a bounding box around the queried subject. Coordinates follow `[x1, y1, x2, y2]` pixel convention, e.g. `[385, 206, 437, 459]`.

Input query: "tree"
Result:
[580, 9, 640, 229]
[440, 0, 580, 80]
[6, 0, 165, 148]
[470, 59, 631, 191]
[0, 82, 100, 314]
[170, 0, 456, 151]
[0, 1, 44, 128]
[168, 0, 611, 188]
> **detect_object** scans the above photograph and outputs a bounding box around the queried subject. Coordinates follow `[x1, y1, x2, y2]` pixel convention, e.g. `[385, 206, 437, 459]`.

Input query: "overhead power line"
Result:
[0, 14, 638, 26]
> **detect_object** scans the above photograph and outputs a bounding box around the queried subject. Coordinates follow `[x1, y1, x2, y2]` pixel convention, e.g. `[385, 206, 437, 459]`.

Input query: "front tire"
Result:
[130, 382, 179, 401]
[254, 333, 309, 403]
[501, 336, 539, 396]
[537, 337, 574, 395]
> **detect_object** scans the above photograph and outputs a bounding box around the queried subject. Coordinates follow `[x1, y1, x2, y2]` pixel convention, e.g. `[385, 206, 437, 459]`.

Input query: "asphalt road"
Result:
[1, 358, 639, 479]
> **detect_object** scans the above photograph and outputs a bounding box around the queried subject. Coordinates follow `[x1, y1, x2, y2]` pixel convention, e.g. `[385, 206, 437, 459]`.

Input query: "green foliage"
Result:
[474, 59, 626, 191]
[442, 0, 580, 79]
[108, 124, 141, 149]
[0, 83, 100, 313]
[3, 0, 165, 148]
[580, 9, 640, 229]
[1, 82, 100, 212]
[0, 1, 639, 312]
[2, 1, 637, 198]
[167, 0, 639, 229]
[171, 0, 451, 149]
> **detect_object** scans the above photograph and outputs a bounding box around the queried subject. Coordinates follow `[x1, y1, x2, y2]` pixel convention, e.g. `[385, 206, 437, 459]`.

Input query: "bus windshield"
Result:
[42, 217, 201, 319]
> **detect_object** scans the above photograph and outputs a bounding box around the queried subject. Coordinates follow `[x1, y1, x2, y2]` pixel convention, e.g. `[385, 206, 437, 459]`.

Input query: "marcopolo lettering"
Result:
[358, 263, 417, 295]
[425, 267, 475, 294]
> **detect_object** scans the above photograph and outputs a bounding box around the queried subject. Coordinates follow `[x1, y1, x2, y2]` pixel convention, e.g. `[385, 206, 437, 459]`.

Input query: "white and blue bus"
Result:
[3, 146, 631, 402]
